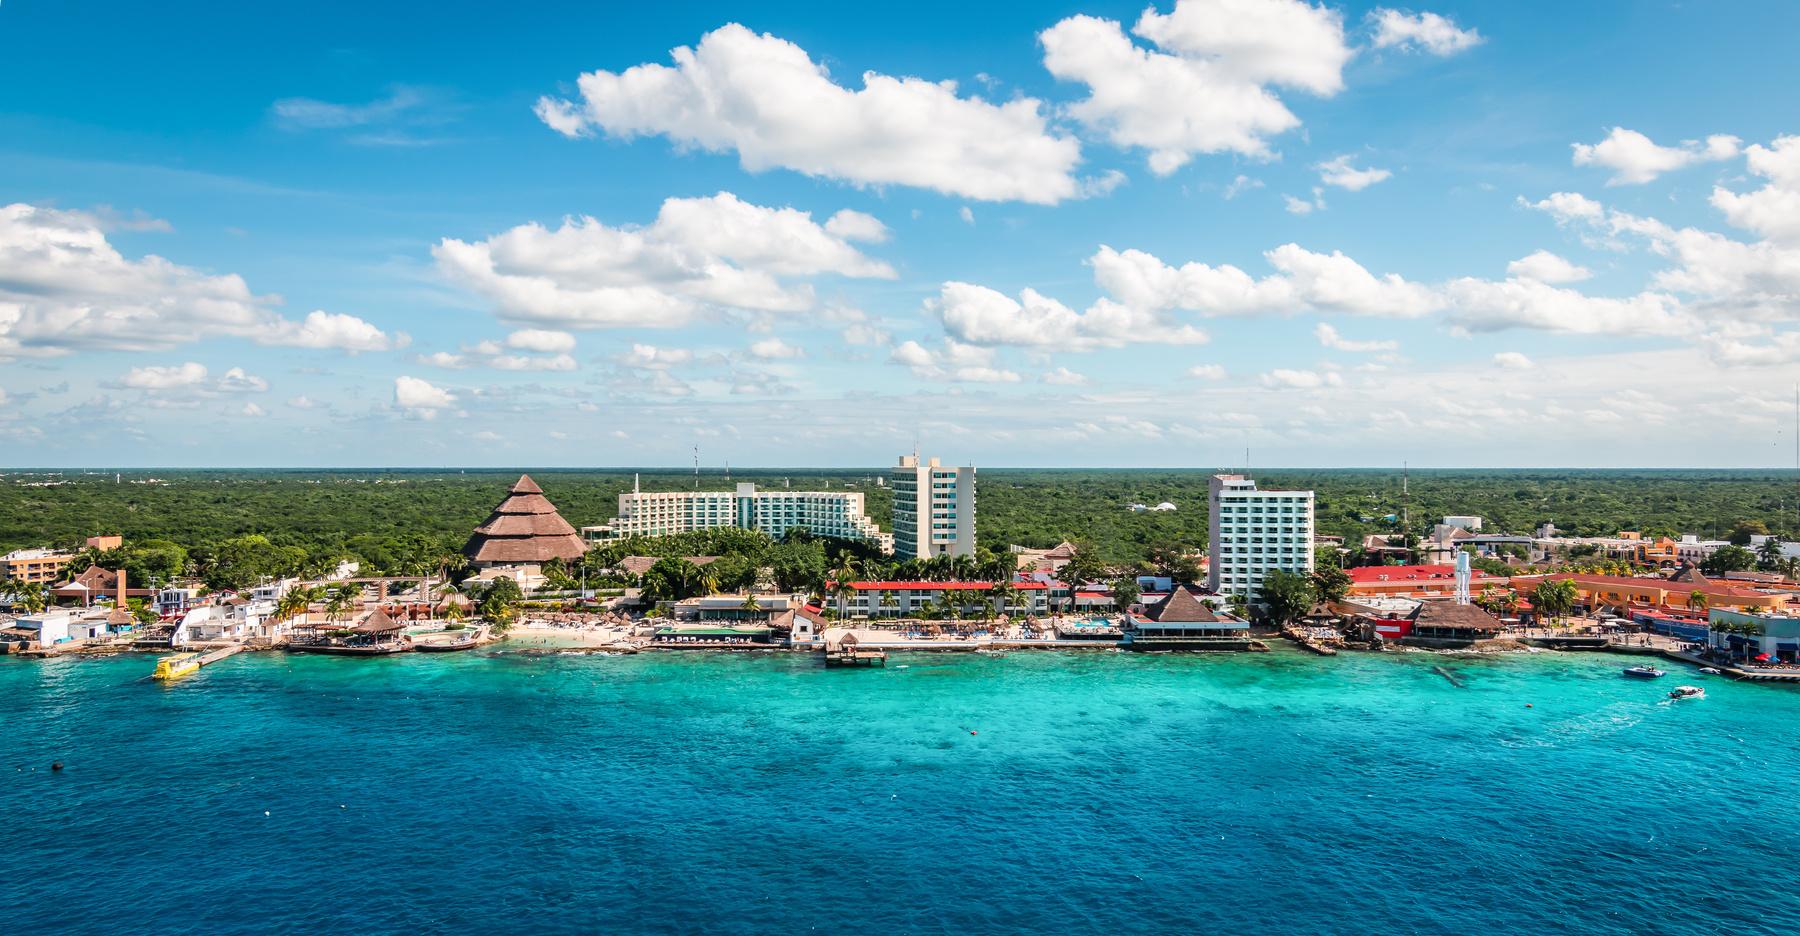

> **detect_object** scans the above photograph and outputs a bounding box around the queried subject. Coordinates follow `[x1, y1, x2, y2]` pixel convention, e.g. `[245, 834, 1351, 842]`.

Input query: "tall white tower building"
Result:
[1208, 474, 1315, 598]
[891, 454, 976, 560]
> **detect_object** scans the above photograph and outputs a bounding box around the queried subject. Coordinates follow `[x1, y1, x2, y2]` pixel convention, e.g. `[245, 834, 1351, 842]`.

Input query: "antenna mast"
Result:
[1403, 462, 1410, 554]
[694, 446, 699, 491]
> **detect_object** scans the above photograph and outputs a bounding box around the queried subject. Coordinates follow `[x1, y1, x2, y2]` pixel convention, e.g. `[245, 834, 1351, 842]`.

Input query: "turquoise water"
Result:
[5, 646, 1799, 935]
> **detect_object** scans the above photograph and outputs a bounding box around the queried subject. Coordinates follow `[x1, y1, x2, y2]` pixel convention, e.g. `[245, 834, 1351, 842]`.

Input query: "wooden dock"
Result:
[825, 647, 887, 667]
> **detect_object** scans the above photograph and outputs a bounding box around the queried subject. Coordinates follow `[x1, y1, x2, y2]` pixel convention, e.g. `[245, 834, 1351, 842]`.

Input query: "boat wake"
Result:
[1499, 701, 1645, 749]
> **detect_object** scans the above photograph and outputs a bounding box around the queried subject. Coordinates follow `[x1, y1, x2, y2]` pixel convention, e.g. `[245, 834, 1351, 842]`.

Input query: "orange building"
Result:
[2, 548, 76, 584]
[1511, 572, 1790, 614]
[1346, 564, 1509, 599]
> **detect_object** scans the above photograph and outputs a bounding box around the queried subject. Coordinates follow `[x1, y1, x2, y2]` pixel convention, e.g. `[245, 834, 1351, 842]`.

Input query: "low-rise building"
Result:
[1347, 564, 1509, 599]
[1511, 572, 1792, 615]
[1707, 608, 1800, 663]
[834, 580, 1048, 619]
[1, 548, 75, 584]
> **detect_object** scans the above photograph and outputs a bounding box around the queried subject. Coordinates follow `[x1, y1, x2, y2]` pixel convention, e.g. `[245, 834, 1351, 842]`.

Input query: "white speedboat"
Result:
[1668, 685, 1705, 700]
[1698, 667, 1722, 675]
[1623, 665, 1666, 678]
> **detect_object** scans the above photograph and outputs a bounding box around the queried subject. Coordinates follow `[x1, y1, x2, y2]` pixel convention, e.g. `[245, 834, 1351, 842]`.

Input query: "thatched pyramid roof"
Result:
[461, 475, 589, 565]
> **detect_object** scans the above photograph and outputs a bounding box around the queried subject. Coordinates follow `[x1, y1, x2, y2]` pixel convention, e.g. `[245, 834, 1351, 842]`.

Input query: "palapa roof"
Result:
[1669, 564, 1709, 585]
[461, 474, 589, 565]
[1143, 587, 1219, 623]
[1410, 600, 1504, 633]
[351, 609, 405, 633]
[105, 605, 137, 626]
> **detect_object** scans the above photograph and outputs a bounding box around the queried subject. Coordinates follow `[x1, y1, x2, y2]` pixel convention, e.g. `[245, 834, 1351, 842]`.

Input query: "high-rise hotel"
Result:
[1208, 474, 1315, 598]
[891, 454, 975, 560]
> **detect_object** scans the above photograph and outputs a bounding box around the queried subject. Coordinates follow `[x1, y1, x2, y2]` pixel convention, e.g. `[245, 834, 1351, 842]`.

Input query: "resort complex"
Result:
[4, 467, 1800, 681]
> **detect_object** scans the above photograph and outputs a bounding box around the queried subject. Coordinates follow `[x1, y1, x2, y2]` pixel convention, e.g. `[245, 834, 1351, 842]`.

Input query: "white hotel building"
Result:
[585, 482, 884, 544]
[1208, 474, 1315, 598]
[891, 454, 976, 560]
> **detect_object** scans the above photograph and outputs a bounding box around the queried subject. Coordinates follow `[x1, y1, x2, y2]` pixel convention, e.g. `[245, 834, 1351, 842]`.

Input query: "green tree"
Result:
[477, 577, 523, 628]
[1757, 537, 1785, 570]
[1309, 567, 1352, 604]
[769, 541, 827, 594]
[1728, 520, 1770, 547]
[1701, 545, 1757, 577]
[987, 579, 1017, 618]
[1531, 578, 1579, 623]
[1257, 569, 1316, 626]
[1110, 577, 1141, 610]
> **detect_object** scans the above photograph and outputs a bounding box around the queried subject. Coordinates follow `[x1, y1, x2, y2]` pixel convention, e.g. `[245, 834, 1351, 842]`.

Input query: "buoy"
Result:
[971, 730, 978, 735]
[264, 811, 270, 816]
[1526, 704, 1533, 707]
[51, 762, 63, 771]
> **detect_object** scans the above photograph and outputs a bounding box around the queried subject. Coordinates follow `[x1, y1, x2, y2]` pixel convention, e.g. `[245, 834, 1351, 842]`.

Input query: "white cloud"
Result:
[433, 191, 894, 331]
[505, 329, 577, 353]
[271, 87, 427, 130]
[1571, 127, 1741, 185]
[1314, 323, 1397, 351]
[1223, 175, 1264, 199]
[112, 362, 209, 390]
[615, 344, 693, 369]
[1182, 364, 1227, 379]
[470, 430, 503, 441]
[959, 206, 975, 224]
[0, 204, 403, 359]
[887, 340, 1023, 382]
[840, 324, 892, 347]
[1712, 135, 1800, 244]
[727, 370, 796, 395]
[1493, 352, 1536, 370]
[749, 336, 805, 359]
[417, 337, 577, 371]
[1041, 366, 1093, 386]
[822, 210, 890, 243]
[235, 402, 268, 417]
[1315, 154, 1391, 191]
[1092, 243, 1438, 319]
[1506, 250, 1592, 283]
[286, 396, 318, 409]
[1367, 9, 1484, 56]
[107, 362, 270, 396]
[536, 23, 1084, 204]
[1700, 330, 1800, 366]
[927, 280, 1210, 352]
[1283, 194, 1316, 214]
[394, 376, 457, 416]
[1041, 0, 1352, 174]
[1260, 368, 1342, 388]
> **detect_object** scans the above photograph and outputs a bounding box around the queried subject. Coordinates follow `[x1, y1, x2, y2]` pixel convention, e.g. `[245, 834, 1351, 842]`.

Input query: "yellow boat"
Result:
[152, 652, 202, 681]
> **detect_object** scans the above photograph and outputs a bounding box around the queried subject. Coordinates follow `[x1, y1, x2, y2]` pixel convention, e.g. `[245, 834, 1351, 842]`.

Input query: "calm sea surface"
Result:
[4, 646, 1798, 935]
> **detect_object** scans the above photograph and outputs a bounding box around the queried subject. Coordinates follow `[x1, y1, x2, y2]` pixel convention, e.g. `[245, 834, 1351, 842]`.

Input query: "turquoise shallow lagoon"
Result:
[4, 646, 1799, 935]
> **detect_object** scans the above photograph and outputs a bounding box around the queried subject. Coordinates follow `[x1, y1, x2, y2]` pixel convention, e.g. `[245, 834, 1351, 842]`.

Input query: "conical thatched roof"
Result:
[1143, 587, 1218, 623]
[352, 609, 405, 633]
[462, 475, 589, 565]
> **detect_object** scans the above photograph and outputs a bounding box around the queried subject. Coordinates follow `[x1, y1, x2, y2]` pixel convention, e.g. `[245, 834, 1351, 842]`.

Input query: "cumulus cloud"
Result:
[1367, 9, 1483, 55]
[1041, 366, 1093, 386]
[1493, 352, 1536, 370]
[614, 344, 693, 369]
[748, 336, 805, 359]
[433, 192, 894, 331]
[1183, 364, 1228, 379]
[1315, 154, 1391, 191]
[107, 362, 271, 396]
[1042, 0, 1353, 174]
[840, 324, 892, 347]
[1506, 250, 1592, 284]
[235, 402, 268, 417]
[536, 24, 1085, 204]
[1712, 136, 1800, 244]
[286, 396, 319, 409]
[394, 375, 456, 417]
[727, 370, 795, 395]
[505, 329, 577, 353]
[0, 204, 403, 360]
[1091, 243, 1438, 319]
[1314, 323, 1397, 351]
[1571, 127, 1741, 185]
[1223, 175, 1264, 199]
[888, 340, 1023, 382]
[927, 280, 1210, 352]
[416, 336, 578, 371]
[1260, 368, 1342, 388]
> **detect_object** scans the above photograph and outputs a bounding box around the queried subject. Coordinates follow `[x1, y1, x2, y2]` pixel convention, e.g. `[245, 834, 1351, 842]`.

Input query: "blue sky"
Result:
[5, 0, 1800, 469]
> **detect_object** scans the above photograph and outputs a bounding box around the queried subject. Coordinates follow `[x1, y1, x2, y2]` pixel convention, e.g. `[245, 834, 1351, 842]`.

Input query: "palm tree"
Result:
[878, 589, 899, 620]
[830, 577, 858, 622]
[1758, 537, 1785, 570]
[951, 554, 977, 582]
[698, 563, 721, 597]
[1687, 590, 1709, 612]
[987, 580, 1016, 619]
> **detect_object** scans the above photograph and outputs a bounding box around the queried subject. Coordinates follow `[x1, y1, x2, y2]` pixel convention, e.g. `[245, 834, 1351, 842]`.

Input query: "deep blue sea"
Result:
[4, 645, 1799, 935]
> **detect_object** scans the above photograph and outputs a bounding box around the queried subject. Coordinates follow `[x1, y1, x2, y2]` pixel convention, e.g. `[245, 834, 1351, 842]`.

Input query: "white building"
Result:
[891, 455, 976, 560]
[1443, 515, 1483, 531]
[1207, 474, 1316, 598]
[589, 481, 883, 544]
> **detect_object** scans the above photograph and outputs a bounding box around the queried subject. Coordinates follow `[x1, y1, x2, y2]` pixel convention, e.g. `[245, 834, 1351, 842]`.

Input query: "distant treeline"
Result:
[4, 467, 1797, 569]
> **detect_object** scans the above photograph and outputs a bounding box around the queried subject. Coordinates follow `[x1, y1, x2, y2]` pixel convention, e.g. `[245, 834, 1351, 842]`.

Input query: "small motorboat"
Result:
[1623, 665, 1666, 678]
[1699, 667, 1722, 675]
[1668, 685, 1705, 700]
